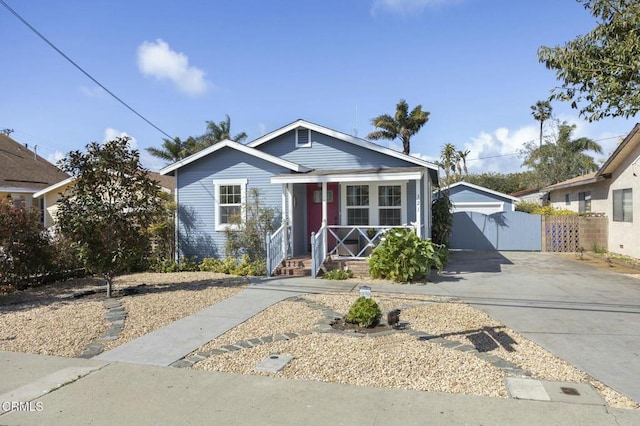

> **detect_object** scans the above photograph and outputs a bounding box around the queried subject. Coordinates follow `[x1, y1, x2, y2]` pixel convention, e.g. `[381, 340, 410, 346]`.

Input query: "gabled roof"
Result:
[160, 139, 311, 176]
[247, 119, 439, 171]
[0, 134, 69, 192]
[33, 171, 175, 199]
[442, 181, 521, 202]
[543, 122, 640, 192]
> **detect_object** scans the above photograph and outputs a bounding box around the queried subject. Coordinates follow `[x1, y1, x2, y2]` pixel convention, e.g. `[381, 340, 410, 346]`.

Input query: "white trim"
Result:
[249, 119, 438, 171]
[444, 181, 521, 202]
[295, 128, 312, 148]
[452, 201, 505, 214]
[32, 177, 74, 198]
[174, 169, 179, 262]
[160, 139, 310, 175]
[214, 178, 248, 231]
[340, 181, 407, 226]
[272, 170, 421, 184]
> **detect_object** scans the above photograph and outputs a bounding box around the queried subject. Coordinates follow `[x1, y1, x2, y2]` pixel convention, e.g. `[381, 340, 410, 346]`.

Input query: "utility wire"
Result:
[0, 0, 174, 140]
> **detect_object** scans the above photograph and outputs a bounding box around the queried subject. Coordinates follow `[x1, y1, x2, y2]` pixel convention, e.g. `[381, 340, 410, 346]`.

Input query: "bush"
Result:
[323, 268, 353, 280]
[516, 202, 575, 216]
[368, 228, 446, 283]
[432, 193, 452, 245]
[0, 200, 53, 288]
[345, 296, 381, 327]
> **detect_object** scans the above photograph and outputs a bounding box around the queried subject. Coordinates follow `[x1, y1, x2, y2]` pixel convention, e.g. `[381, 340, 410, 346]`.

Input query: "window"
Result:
[295, 128, 311, 148]
[565, 194, 571, 205]
[313, 189, 333, 204]
[613, 188, 632, 222]
[346, 185, 369, 226]
[215, 179, 247, 230]
[378, 185, 402, 226]
[578, 191, 591, 213]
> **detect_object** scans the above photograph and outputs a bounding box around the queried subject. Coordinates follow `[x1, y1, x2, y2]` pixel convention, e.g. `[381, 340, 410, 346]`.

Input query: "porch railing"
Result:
[310, 224, 327, 278]
[265, 223, 291, 277]
[309, 224, 417, 278]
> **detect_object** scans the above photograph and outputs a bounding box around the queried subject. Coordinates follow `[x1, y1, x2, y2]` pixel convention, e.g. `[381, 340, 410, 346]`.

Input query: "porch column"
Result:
[415, 177, 422, 238]
[286, 183, 293, 258]
[322, 182, 328, 258]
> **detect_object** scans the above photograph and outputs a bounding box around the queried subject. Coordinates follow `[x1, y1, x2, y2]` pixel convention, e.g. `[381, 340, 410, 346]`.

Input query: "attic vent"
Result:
[296, 128, 311, 147]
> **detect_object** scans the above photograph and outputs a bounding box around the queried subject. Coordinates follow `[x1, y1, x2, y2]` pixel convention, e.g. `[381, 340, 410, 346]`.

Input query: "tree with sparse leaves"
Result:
[56, 137, 164, 297]
[521, 121, 603, 186]
[367, 99, 430, 154]
[538, 0, 640, 121]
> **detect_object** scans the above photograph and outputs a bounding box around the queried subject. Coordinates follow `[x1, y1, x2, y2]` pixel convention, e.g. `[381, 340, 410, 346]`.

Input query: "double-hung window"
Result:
[613, 188, 632, 222]
[215, 179, 247, 230]
[346, 185, 369, 226]
[378, 185, 402, 226]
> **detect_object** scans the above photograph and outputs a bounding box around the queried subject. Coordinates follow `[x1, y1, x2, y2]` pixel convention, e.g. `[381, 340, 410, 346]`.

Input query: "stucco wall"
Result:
[548, 179, 609, 214]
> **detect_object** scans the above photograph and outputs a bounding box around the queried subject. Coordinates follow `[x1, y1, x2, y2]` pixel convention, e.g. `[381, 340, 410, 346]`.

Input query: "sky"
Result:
[1, 0, 637, 174]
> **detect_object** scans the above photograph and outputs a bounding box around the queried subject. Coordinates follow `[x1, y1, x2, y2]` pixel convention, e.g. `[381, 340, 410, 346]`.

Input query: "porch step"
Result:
[274, 257, 312, 277]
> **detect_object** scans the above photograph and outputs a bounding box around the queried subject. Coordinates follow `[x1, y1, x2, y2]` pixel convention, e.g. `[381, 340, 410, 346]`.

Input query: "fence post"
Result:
[311, 232, 317, 279]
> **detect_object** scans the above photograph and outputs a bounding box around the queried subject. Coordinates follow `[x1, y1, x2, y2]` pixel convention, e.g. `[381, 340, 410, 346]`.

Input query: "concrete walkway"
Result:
[2, 351, 639, 425]
[95, 281, 314, 366]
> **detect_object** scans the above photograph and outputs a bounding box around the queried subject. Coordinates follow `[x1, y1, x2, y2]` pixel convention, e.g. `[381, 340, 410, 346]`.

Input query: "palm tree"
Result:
[198, 114, 247, 150]
[531, 100, 553, 147]
[145, 136, 199, 163]
[367, 99, 430, 154]
[439, 143, 459, 187]
[457, 149, 471, 177]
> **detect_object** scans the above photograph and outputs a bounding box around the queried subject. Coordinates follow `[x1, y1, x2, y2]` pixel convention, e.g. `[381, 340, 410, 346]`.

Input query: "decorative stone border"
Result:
[78, 298, 127, 358]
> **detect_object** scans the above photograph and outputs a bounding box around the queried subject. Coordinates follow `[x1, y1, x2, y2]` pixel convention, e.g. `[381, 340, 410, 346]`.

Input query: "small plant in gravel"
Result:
[323, 268, 353, 280]
[345, 296, 381, 328]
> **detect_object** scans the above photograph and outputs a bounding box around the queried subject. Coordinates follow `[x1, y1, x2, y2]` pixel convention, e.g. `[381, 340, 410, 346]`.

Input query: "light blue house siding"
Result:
[448, 185, 516, 211]
[257, 130, 415, 170]
[176, 147, 290, 259]
[259, 129, 423, 232]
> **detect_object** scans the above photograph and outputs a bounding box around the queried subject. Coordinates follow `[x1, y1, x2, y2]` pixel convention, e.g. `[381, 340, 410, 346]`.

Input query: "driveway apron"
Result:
[432, 251, 640, 403]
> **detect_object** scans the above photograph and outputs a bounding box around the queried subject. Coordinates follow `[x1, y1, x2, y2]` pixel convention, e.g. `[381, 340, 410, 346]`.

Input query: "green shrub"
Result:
[432, 193, 452, 245]
[516, 202, 576, 216]
[151, 256, 198, 273]
[368, 228, 446, 283]
[590, 241, 607, 254]
[345, 296, 381, 327]
[198, 255, 266, 276]
[323, 268, 354, 280]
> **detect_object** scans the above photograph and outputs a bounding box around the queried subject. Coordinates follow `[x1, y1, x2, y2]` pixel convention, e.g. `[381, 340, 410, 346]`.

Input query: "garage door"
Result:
[452, 202, 505, 215]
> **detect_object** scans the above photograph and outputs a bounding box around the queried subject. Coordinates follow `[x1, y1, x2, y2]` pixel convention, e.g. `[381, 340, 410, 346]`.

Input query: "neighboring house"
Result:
[511, 188, 546, 205]
[160, 119, 439, 275]
[0, 134, 69, 217]
[442, 181, 520, 214]
[545, 123, 640, 258]
[33, 171, 175, 228]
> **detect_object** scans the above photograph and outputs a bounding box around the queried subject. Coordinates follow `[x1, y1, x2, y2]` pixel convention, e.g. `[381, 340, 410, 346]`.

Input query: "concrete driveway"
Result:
[431, 250, 640, 403]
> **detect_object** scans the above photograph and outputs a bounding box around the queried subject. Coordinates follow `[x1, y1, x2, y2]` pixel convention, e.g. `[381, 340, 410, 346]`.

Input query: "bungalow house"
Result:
[160, 119, 439, 276]
[33, 171, 175, 228]
[0, 134, 69, 217]
[544, 123, 640, 259]
[443, 181, 520, 214]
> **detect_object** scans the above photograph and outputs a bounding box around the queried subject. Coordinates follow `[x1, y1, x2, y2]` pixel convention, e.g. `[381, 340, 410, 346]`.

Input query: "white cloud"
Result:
[371, 0, 460, 15]
[257, 123, 267, 137]
[137, 39, 211, 96]
[103, 128, 138, 150]
[47, 150, 65, 165]
[462, 125, 538, 174]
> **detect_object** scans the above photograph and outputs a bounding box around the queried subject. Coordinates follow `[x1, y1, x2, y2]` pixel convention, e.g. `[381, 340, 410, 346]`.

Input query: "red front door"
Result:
[307, 183, 338, 251]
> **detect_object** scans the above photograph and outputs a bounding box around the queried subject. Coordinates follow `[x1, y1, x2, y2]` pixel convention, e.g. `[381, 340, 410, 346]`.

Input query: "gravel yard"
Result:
[1, 272, 638, 410]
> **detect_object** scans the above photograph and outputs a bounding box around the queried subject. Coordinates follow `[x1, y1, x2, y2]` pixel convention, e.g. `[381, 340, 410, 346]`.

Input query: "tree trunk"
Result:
[105, 272, 114, 298]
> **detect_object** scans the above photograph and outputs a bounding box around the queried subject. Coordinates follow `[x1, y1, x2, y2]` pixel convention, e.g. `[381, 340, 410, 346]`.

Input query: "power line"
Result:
[0, 0, 174, 140]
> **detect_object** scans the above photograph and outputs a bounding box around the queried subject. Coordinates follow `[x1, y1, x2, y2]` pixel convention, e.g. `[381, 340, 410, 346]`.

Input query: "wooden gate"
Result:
[450, 211, 542, 251]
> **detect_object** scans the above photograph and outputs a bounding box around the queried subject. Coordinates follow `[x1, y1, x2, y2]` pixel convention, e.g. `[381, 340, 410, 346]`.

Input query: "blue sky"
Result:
[1, 0, 636, 174]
